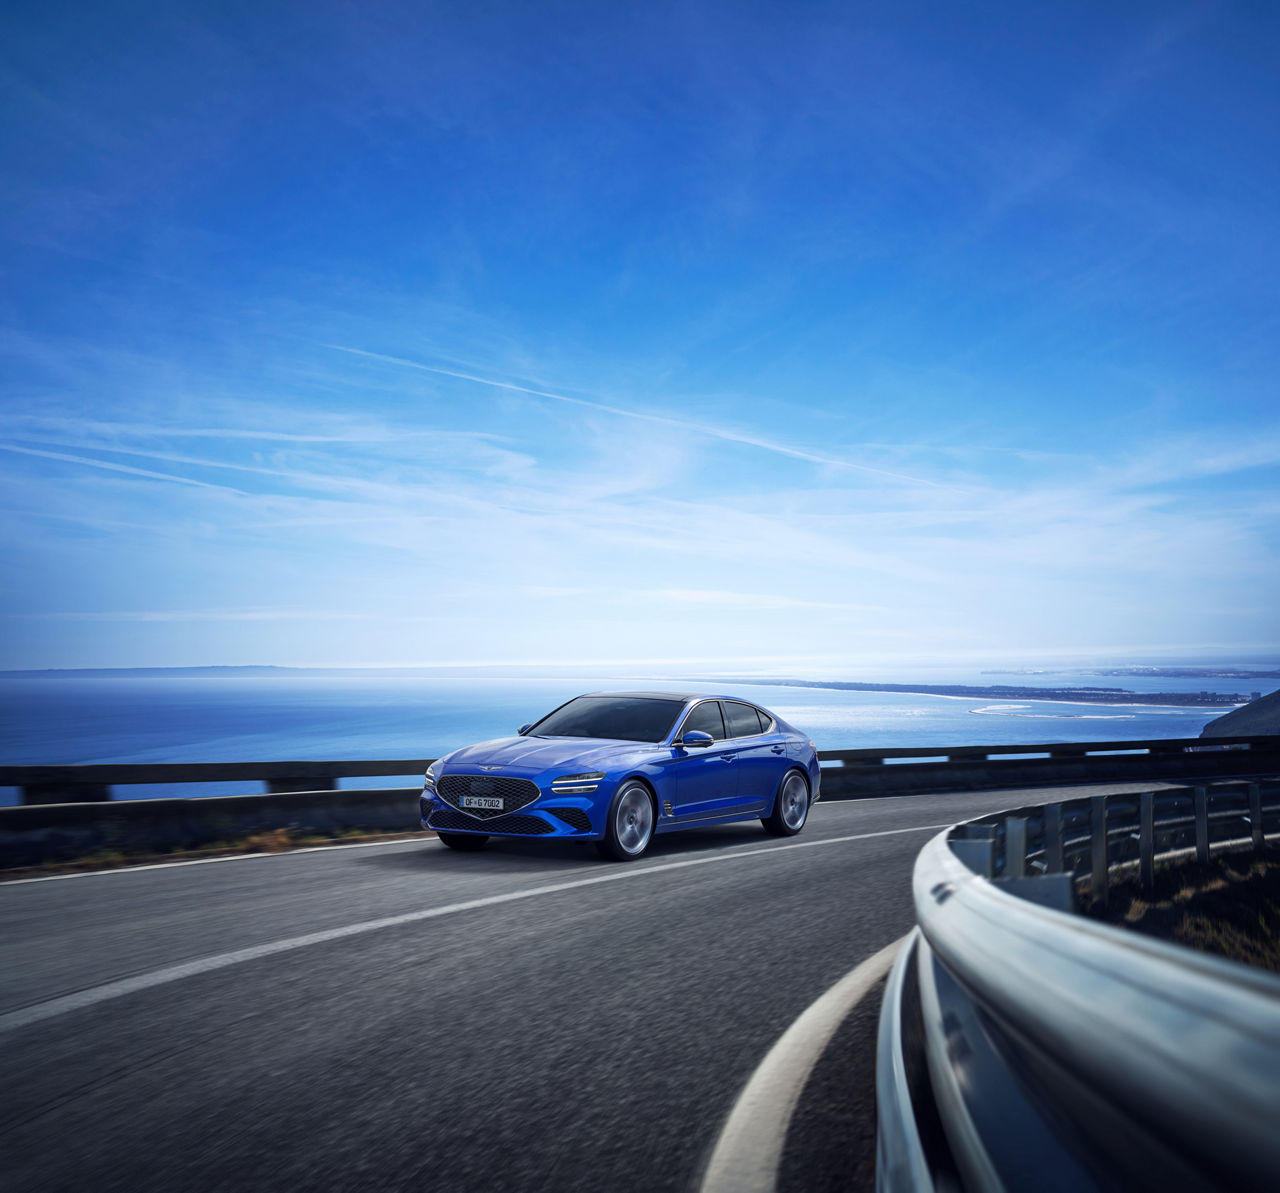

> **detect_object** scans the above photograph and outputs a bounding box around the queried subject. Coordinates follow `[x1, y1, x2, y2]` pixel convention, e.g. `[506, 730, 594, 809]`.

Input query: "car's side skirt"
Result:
[654, 805, 767, 834]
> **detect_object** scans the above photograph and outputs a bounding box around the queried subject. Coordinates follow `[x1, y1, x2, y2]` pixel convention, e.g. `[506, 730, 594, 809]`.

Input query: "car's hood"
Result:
[443, 736, 652, 773]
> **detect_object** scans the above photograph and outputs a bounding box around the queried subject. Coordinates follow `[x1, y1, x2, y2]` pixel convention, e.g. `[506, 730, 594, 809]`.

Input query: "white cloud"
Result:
[2, 336, 1276, 666]
[327, 343, 949, 487]
[0, 443, 252, 493]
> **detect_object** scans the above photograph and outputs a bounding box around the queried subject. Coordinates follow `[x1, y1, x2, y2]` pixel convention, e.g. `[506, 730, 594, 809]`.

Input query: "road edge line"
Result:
[698, 934, 907, 1193]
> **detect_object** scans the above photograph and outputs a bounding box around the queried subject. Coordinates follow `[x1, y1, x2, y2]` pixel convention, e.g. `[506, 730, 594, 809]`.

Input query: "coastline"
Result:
[697, 677, 1248, 711]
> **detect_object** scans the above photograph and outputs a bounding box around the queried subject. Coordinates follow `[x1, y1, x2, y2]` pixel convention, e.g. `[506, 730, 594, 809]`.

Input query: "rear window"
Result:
[725, 701, 764, 738]
[526, 696, 686, 743]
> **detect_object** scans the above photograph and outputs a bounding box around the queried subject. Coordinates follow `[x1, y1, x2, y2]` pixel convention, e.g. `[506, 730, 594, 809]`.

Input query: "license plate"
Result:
[461, 795, 503, 810]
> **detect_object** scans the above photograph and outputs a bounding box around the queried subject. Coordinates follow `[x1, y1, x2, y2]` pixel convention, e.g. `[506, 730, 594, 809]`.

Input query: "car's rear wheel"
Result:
[596, 780, 655, 861]
[437, 831, 489, 851]
[763, 769, 809, 837]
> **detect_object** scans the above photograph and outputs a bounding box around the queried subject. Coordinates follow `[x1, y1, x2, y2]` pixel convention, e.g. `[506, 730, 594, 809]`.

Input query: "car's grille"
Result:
[428, 808, 553, 836]
[436, 774, 541, 820]
[546, 807, 593, 832]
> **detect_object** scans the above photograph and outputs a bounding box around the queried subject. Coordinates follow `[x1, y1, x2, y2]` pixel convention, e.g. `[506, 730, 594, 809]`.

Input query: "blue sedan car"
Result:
[420, 691, 821, 860]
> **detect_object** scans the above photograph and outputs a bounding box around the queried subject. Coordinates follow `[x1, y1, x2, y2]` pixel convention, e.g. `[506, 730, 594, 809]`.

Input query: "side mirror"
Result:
[517, 723, 533, 736]
[680, 730, 714, 749]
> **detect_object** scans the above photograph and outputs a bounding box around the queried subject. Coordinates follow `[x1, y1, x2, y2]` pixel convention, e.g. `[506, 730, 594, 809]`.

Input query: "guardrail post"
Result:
[1194, 786, 1210, 865]
[950, 827, 996, 877]
[1090, 795, 1109, 905]
[1005, 817, 1027, 879]
[1043, 803, 1064, 873]
[1139, 791, 1155, 889]
[1249, 783, 1264, 850]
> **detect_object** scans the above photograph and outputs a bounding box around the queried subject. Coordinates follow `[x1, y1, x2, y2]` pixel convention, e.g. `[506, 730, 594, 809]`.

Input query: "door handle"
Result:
[719, 753, 736, 762]
[771, 745, 785, 754]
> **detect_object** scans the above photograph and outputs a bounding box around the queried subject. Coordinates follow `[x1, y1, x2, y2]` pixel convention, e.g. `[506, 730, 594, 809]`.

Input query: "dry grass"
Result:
[242, 827, 296, 853]
[1090, 849, 1280, 973]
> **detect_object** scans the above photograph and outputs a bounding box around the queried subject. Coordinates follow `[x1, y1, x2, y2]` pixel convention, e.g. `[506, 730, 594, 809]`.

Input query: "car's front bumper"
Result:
[420, 792, 599, 838]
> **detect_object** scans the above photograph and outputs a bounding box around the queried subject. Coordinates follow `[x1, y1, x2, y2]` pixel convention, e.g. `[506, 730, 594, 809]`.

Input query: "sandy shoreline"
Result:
[722, 678, 1242, 712]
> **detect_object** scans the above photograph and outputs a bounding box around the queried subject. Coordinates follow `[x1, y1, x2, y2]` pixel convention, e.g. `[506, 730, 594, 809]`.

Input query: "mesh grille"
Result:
[437, 774, 540, 819]
[546, 807, 593, 832]
[429, 807, 553, 836]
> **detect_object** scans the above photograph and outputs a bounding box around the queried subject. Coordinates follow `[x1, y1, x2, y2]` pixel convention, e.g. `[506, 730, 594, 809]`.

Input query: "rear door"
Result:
[723, 701, 789, 812]
[670, 700, 740, 821]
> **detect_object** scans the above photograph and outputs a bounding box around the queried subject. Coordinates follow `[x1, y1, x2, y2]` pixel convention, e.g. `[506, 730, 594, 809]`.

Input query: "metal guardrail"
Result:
[0, 759, 434, 803]
[876, 776, 1280, 1192]
[819, 736, 1258, 763]
[3, 735, 1277, 804]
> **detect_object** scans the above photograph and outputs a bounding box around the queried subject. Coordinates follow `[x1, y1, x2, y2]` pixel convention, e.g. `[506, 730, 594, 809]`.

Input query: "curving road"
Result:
[0, 786, 1120, 1193]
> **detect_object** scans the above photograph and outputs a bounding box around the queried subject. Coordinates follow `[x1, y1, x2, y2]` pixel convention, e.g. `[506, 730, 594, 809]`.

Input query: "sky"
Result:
[1, 0, 1278, 671]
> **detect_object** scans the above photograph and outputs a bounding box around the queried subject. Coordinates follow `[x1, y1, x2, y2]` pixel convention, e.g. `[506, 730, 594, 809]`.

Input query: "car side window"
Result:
[754, 707, 771, 732]
[681, 700, 726, 740]
[724, 701, 763, 739]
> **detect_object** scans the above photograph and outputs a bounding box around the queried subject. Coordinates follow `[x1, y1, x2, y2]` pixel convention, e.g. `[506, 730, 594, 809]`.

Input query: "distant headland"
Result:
[983, 666, 1280, 680]
[702, 677, 1256, 708]
[0, 665, 1267, 708]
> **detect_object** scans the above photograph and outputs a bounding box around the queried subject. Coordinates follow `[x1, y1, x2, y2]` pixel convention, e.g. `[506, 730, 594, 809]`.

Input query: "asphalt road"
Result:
[0, 787, 1105, 1193]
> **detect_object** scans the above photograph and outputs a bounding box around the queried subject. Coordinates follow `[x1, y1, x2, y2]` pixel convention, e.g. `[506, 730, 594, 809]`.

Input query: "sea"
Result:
[2, 662, 1275, 805]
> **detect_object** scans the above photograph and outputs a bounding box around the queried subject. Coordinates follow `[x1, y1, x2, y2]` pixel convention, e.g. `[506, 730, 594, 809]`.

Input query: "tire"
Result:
[595, 779, 656, 861]
[437, 831, 489, 851]
[763, 769, 810, 837]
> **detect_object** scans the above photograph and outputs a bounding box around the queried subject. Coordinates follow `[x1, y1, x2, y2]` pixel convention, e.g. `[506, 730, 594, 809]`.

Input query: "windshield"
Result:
[526, 696, 686, 743]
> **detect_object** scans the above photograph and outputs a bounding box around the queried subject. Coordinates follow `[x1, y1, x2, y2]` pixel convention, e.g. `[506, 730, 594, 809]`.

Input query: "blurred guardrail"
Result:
[816, 735, 1280, 798]
[4, 735, 1276, 804]
[876, 775, 1280, 1193]
[1, 759, 433, 804]
[2, 736, 1278, 867]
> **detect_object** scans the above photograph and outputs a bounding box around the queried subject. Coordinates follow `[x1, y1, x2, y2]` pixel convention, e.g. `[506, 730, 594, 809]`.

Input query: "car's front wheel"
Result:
[437, 831, 489, 851]
[596, 780, 655, 861]
[763, 769, 810, 837]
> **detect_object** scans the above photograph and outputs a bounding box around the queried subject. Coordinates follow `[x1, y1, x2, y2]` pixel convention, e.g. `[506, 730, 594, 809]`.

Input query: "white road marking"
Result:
[0, 824, 944, 1035]
[699, 935, 908, 1193]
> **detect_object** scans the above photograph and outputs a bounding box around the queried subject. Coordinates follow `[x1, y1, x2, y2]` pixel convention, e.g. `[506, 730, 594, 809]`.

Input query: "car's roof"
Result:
[579, 690, 769, 706]
[579, 690, 700, 701]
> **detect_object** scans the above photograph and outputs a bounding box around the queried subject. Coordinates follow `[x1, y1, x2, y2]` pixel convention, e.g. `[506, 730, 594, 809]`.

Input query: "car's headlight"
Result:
[550, 771, 605, 794]
[424, 759, 443, 788]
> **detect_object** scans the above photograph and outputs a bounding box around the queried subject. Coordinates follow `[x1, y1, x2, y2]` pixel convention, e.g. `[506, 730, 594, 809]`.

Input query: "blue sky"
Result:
[1, 0, 1277, 670]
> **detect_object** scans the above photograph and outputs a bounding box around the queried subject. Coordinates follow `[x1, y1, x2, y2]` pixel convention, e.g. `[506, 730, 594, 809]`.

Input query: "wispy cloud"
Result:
[17, 610, 380, 622]
[976, 4, 1211, 226]
[1, 430, 532, 493]
[2, 0, 1276, 668]
[327, 344, 950, 488]
[0, 443, 253, 493]
[1, 415, 410, 444]
[517, 586, 895, 615]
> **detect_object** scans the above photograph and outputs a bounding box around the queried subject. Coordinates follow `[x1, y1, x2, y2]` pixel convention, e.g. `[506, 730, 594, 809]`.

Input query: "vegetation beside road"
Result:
[0, 826, 432, 881]
[1091, 849, 1280, 973]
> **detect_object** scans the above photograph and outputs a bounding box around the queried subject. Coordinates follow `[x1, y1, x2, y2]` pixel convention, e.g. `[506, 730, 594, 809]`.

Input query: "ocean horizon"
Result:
[3, 661, 1275, 805]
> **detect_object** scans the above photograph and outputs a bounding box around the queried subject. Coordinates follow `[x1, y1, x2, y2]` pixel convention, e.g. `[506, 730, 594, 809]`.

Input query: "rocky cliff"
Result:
[1201, 687, 1280, 737]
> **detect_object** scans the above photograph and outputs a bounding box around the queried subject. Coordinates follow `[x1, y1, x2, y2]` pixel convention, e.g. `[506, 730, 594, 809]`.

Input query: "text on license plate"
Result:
[461, 796, 503, 810]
